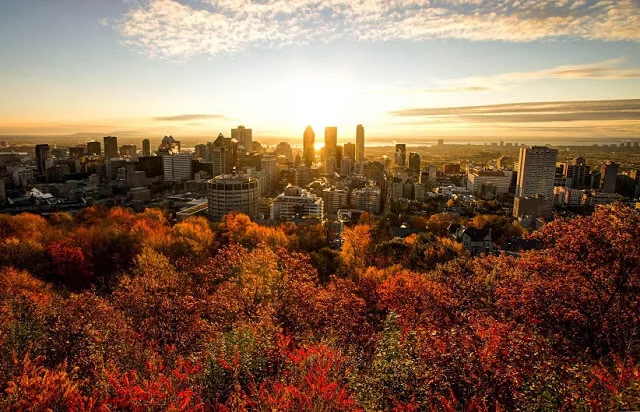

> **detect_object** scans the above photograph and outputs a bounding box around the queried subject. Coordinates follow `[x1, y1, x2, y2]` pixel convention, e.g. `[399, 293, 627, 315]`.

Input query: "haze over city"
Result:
[4, 2, 640, 410]
[1, 0, 639, 143]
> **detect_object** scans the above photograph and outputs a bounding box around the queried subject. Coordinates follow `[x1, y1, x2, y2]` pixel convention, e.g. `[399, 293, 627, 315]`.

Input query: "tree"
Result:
[341, 225, 372, 277]
[46, 240, 91, 289]
[502, 205, 640, 358]
[470, 214, 522, 246]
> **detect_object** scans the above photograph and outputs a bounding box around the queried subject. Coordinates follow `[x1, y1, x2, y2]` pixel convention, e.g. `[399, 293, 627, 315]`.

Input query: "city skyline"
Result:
[1, 1, 639, 141]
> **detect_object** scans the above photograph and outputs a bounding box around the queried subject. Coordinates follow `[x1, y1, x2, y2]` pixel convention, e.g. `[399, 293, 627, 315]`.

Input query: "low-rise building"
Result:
[271, 186, 324, 221]
[448, 223, 493, 255]
[467, 168, 512, 195]
[581, 190, 624, 206]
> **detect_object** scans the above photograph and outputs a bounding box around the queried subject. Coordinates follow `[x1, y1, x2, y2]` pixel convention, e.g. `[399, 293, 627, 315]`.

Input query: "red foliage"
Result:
[1, 206, 639, 410]
[46, 239, 91, 288]
[2, 354, 95, 411]
[222, 339, 360, 411]
[378, 270, 460, 330]
[585, 356, 640, 410]
[101, 354, 204, 411]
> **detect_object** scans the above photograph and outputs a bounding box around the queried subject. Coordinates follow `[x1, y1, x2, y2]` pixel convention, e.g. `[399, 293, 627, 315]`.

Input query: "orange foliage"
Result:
[341, 224, 372, 276]
[2, 354, 94, 411]
[0, 205, 638, 410]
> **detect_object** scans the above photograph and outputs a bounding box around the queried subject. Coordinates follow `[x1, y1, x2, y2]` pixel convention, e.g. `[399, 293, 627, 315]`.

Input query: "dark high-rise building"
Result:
[104, 136, 118, 159]
[564, 156, 591, 189]
[408, 152, 421, 174]
[69, 146, 86, 158]
[343, 142, 355, 161]
[142, 139, 151, 157]
[303, 126, 315, 166]
[87, 140, 101, 156]
[395, 143, 406, 167]
[136, 156, 164, 178]
[324, 127, 337, 161]
[35, 144, 50, 176]
[356, 124, 365, 161]
[600, 161, 619, 193]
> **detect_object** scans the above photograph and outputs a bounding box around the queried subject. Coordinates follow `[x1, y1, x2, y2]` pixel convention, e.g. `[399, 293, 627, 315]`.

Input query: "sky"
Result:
[0, 0, 639, 144]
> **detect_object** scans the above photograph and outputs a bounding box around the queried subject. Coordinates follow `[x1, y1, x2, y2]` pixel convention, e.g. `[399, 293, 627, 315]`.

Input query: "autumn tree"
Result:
[341, 224, 373, 277]
[502, 205, 640, 358]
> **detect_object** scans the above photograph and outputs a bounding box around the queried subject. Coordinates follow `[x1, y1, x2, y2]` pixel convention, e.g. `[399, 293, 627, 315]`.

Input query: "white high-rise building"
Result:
[162, 154, 193, 182]
[207, 174, 260, 220]
[515, 146, 558, 217]
[322, 188, 348, 215]
[271, 186, 324, 221]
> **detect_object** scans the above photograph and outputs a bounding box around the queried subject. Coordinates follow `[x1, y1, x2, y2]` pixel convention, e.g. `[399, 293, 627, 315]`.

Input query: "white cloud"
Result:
[390, 99, 640, 124]
[434, 58, 640, 91]
[115, 0, 640, 59]
[367, 58, 640, 95]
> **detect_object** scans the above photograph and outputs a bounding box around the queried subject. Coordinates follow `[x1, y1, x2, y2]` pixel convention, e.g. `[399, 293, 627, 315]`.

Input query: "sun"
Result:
[277, 69, 357, 130]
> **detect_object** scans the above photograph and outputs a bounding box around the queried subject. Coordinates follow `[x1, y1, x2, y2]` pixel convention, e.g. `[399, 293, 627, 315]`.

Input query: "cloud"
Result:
[390, 99, 640, 123]
[423, 86, 491, 93]
[369, 59, 640, 95]
[114, 0, 640, 59]
[435, 58, 640, 91]
[153, 114, 225, 121]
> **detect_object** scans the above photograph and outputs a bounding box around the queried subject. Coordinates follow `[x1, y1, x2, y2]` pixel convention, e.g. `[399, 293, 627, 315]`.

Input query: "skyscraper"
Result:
[35, 144, 50, 176]
[343, 142, 356, 161]
[231, 126, 253, 153]
[104, 136, 118, 159]
[87, 140, 101, 156]
[564, 156, 591, 189]
[600, 161, 619, 193]
[260, 155, 278, 196]
[210, 133, 236, 176]
[395, 144, 406, 167]
[275, 142, 293, 161]
[303, 126, 315, 166]
[356, 124, 365, 162]
[162, 154, 193, 182]
[142, 139, 151, 156]
[408, 152, 421, 174]
[515, 146, 558, 218]
[324, 127, 337, 161]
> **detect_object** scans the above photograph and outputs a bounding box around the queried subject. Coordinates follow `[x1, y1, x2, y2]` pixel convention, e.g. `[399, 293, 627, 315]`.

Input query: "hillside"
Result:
[0, 205, 639, 410]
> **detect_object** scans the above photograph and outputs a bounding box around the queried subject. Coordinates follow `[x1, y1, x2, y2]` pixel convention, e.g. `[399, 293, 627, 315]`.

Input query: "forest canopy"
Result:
[0, 204, 639, 410]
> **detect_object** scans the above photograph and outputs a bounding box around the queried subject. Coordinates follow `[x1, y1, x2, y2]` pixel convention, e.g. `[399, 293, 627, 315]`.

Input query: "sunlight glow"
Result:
[276, 69, 360, 131]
